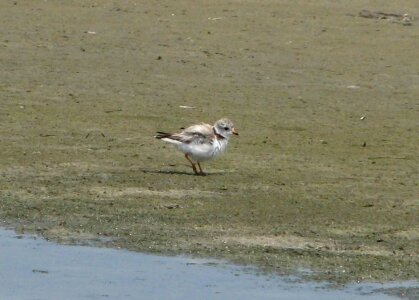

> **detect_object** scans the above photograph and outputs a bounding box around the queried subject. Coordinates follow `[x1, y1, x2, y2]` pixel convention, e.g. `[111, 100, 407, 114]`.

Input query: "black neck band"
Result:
[213, 127, 225, 140]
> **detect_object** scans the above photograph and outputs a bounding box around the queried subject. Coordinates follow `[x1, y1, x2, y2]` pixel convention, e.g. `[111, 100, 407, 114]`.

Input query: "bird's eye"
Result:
[223, 126, 229, 130]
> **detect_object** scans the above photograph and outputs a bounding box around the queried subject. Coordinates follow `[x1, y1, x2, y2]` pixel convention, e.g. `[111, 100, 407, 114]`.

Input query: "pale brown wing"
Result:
[172, 123, 214, 144]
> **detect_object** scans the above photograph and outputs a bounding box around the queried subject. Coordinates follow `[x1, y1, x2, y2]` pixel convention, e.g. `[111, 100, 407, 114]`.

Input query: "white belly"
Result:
[178, 139, 228, 162]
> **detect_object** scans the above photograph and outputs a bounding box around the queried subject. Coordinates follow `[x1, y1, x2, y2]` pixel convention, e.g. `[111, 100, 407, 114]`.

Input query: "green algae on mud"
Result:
[0, 0, 418, 283]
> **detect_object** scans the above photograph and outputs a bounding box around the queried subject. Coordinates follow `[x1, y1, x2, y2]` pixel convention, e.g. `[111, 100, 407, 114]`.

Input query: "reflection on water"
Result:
[0, 228, 416, 300]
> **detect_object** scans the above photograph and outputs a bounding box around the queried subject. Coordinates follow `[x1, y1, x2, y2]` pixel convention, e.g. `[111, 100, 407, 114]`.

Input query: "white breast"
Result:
[180, 138, 228, 162]
[212, 138, 228, 156]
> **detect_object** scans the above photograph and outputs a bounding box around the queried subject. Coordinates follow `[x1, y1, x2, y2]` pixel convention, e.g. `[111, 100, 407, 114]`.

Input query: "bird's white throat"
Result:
[213, 138, 228, 156]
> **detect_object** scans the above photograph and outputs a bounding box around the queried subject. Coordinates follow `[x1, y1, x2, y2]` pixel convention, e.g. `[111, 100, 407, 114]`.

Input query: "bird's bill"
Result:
[232, 128, 239, 135]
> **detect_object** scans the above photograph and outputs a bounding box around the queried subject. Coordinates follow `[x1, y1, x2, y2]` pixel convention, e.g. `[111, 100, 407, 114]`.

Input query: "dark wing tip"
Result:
[154, 132, 171, 139]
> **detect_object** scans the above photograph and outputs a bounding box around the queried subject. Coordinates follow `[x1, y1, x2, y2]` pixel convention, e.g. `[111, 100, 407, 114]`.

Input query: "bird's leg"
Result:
[197, 162, 205, 176]
[185, 154, 199, 175]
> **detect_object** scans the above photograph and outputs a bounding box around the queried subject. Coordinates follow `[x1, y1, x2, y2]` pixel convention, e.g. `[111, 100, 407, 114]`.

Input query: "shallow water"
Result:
[0, 228, 416, 300]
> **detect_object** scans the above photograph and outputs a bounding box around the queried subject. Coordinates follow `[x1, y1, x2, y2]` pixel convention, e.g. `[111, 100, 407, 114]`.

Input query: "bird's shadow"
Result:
[140, 167, 224, 176]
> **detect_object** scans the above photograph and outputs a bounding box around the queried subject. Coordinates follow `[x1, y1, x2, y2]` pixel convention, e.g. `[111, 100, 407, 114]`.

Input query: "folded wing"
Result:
[155, 123, 214, 145]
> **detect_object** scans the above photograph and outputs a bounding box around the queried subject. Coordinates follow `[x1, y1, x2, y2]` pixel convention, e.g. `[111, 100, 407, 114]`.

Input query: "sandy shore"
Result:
[0, 0, 418, 283]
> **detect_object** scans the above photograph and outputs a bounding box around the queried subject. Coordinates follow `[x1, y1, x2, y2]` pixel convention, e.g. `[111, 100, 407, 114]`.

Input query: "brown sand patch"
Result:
[220, 235, 396, 257]
[220, 235, 334, 250]
[392, 228, 419, 241]
[90, 186, 222, 199]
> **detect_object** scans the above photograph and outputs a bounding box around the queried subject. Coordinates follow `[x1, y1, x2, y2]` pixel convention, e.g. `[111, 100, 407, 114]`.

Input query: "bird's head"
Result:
[213, 118, 239, 139]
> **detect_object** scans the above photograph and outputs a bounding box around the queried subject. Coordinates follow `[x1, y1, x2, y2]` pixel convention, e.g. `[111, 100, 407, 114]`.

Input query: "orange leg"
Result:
[197, 162, 205, 175]
[185, 154, 199, 175]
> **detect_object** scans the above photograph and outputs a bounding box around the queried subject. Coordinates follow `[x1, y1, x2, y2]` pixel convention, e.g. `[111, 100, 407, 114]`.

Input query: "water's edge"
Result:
[0, 227, 417, 300]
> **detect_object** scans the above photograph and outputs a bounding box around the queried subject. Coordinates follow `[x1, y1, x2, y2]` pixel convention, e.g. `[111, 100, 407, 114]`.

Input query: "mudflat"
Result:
[1, 0, 418, 283]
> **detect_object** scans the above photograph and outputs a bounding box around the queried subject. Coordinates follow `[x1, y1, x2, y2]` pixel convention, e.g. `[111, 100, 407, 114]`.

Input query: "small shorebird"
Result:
[155, 118, 239, 175]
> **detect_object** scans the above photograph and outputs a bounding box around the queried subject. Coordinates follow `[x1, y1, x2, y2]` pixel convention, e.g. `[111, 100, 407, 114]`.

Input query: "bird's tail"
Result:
[154, 132, 172, 139]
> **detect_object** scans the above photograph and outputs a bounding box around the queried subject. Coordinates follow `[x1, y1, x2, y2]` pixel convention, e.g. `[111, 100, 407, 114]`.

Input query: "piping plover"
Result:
[155, 118, 238, 175]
